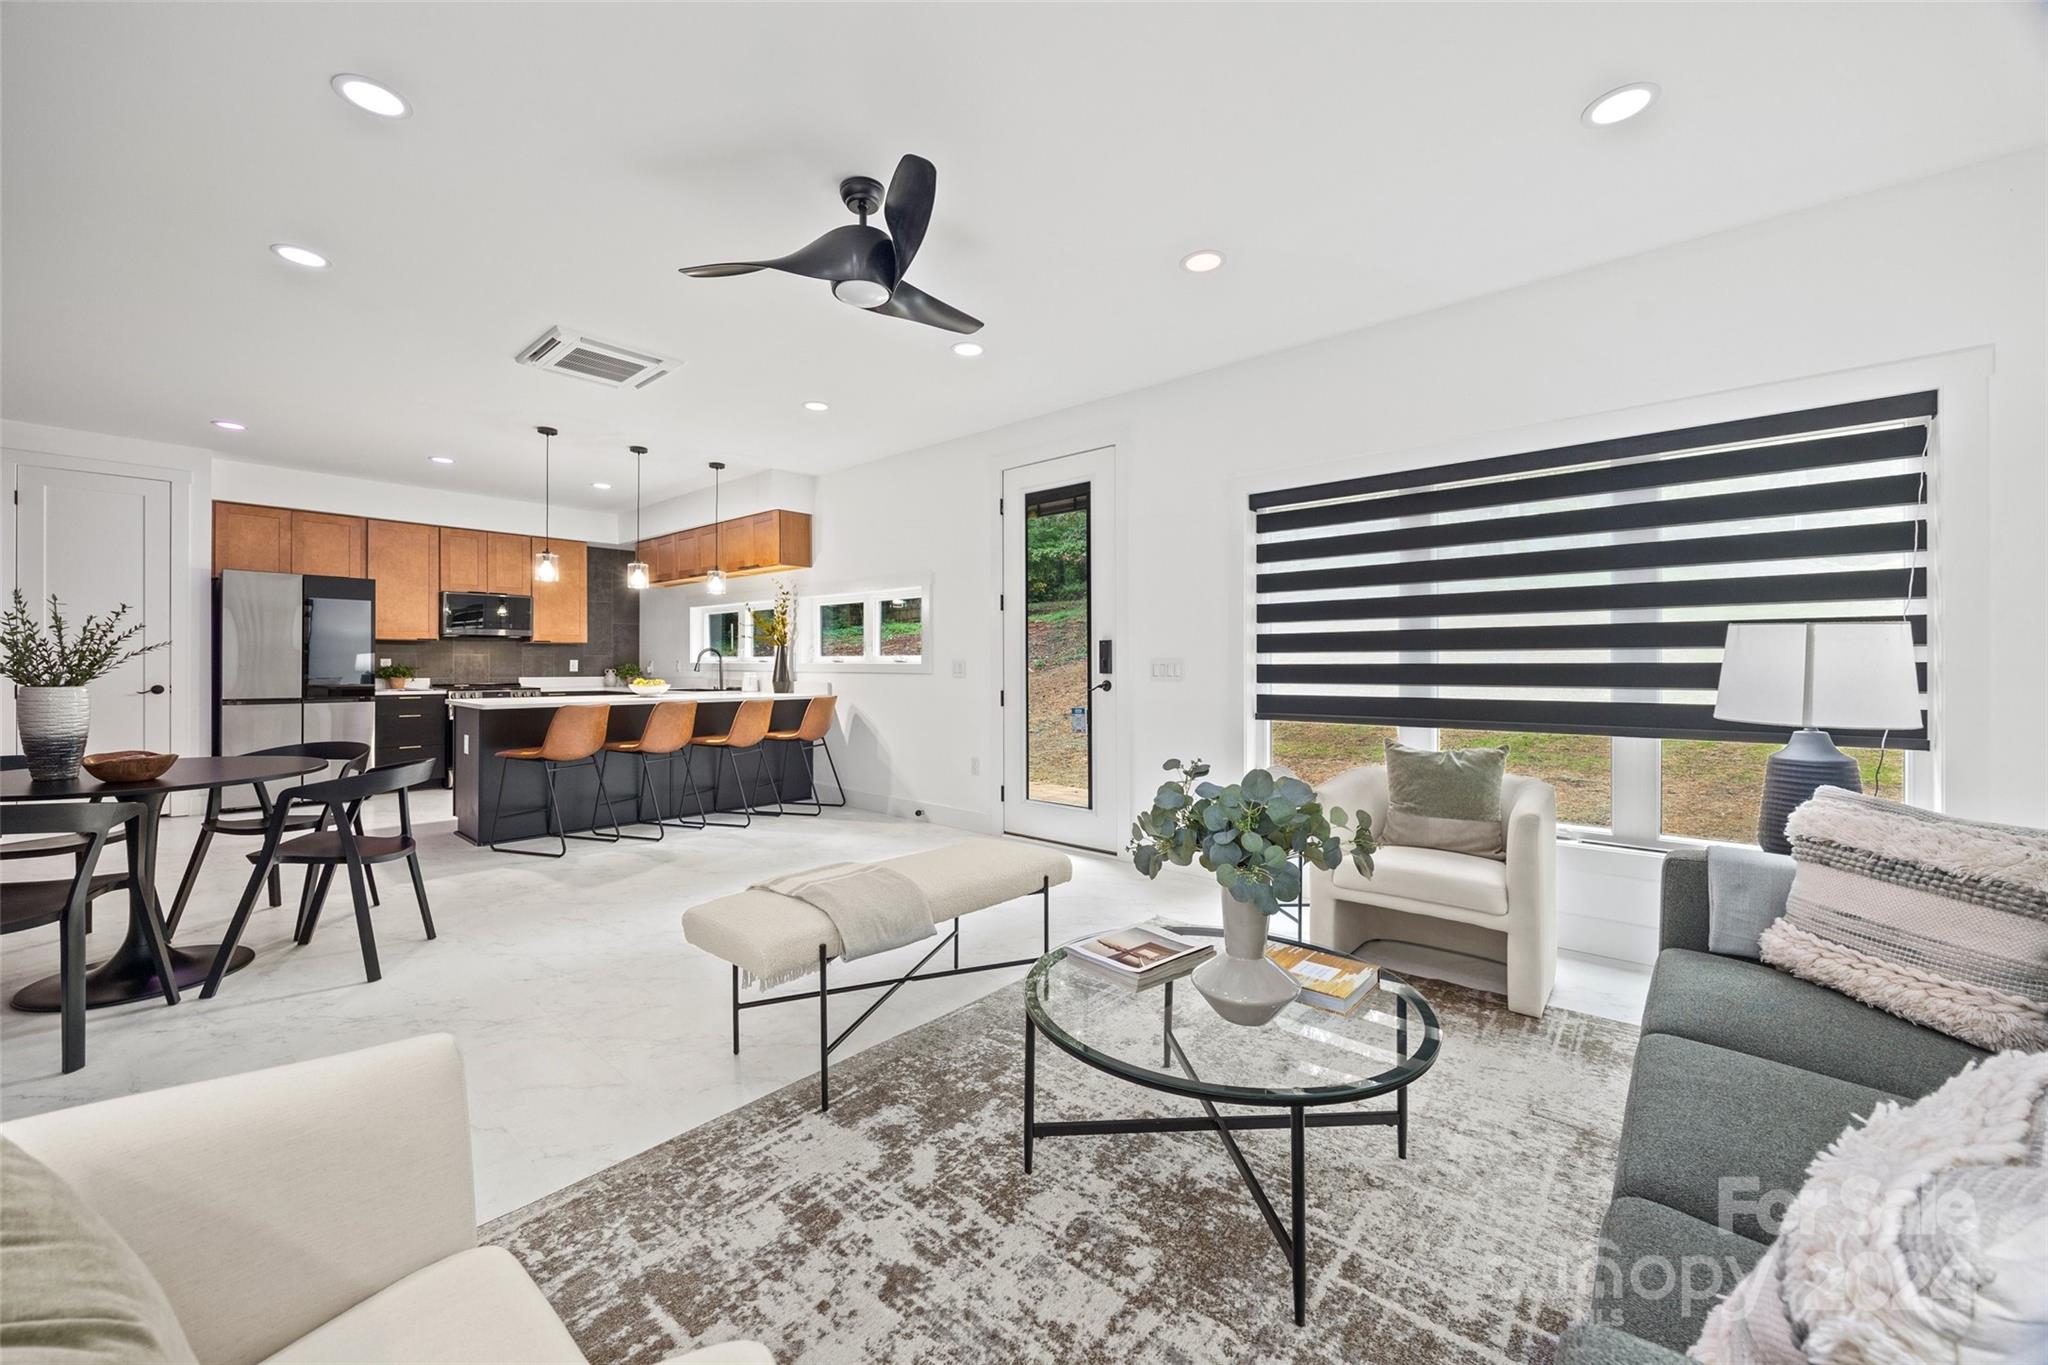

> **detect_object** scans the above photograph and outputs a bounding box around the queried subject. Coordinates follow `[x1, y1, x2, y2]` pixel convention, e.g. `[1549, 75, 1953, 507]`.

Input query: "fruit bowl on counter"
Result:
[627, 678, 671, 695]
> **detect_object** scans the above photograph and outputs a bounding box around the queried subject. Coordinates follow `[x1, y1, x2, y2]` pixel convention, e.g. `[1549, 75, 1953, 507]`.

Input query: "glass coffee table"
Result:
[1022, 925, 1441, 1326]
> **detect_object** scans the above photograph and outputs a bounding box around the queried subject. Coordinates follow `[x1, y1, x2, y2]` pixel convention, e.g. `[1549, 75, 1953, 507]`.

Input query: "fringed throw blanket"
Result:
[1761, 788, 2048, 1051]
[751, 862, 934, 966]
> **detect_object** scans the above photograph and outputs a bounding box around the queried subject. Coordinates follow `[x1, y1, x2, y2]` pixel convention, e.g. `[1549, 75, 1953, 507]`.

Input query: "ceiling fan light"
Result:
[626, 560, 650, 592]
[832, 278, 891, 308]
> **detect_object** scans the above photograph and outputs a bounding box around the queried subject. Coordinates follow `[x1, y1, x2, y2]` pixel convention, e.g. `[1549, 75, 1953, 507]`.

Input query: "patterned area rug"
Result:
[486, 978, 1638, 1364]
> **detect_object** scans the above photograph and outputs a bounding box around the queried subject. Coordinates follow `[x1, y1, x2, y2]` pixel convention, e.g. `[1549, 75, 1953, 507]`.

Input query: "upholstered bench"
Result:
[685, 838, 1074, 1110]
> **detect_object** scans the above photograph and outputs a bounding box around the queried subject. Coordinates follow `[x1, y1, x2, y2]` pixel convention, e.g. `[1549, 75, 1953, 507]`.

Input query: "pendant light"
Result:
[705, 461, 728, 596]
[533, 425, 561, 584]
[625, 446, 650, 590]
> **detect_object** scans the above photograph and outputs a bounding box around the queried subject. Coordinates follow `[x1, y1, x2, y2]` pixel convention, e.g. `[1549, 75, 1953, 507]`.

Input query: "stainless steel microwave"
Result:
[441, 591, 534, 639]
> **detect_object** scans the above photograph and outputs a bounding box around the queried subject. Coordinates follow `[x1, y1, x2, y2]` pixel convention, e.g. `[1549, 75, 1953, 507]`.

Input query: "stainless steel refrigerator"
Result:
[216, 571, 377, 779]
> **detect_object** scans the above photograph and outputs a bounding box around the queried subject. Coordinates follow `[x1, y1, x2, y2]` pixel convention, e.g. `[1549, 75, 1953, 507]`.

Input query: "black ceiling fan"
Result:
[678, 154, 982, 335]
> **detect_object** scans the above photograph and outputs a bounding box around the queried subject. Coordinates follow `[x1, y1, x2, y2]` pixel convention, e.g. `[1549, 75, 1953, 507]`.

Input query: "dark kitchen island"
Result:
[449, 692, 820, 845]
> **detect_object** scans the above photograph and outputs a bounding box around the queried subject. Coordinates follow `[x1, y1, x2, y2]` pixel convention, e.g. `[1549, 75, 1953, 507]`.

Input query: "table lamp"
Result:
[1713, 621, 1923, 853]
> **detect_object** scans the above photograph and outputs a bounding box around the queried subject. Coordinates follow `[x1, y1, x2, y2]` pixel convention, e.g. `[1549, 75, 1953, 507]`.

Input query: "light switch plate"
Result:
[951, 659, 967, 678]
[1150, 658, 1186, 680]
[568, 659, 578, 673]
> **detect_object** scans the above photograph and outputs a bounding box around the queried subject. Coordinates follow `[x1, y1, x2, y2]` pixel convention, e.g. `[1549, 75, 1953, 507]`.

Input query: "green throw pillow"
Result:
[0, 1136, 196, 1363]
[1381, 740, 1508, 859]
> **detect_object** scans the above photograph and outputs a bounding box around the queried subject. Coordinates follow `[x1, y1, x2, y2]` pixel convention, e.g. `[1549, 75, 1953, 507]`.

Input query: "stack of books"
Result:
[1065, 927, 1215, 987]
[1267, 943, 1380, 1016]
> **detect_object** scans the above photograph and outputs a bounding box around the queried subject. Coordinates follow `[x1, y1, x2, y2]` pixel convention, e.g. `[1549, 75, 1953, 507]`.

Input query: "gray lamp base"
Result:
[1758, 729, 1864, 854]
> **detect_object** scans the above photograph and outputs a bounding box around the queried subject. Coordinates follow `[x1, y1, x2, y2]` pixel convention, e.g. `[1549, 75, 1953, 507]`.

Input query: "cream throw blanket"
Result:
[752, 862, 935, 964]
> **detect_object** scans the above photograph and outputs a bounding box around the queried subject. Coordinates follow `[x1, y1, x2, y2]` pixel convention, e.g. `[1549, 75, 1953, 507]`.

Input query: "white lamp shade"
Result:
[1714, 621, 1923, 729]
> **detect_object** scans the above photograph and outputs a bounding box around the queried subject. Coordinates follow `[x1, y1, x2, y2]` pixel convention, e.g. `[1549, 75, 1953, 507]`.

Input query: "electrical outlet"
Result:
[951, 659, 967, 679]
[379, 657, 392, 668]
[970, 756, 980, 775]
[568, 659, 578, 673]
[1151, 658, 1186, 680]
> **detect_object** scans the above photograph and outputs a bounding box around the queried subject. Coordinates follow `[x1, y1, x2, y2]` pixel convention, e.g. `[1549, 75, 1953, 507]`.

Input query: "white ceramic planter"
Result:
[15, 685, 90, 781]
[1191, 886, 1297, 1026]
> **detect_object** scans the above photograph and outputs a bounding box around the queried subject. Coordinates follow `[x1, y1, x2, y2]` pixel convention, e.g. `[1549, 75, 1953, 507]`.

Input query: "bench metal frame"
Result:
[730, 876, 1053, 1112]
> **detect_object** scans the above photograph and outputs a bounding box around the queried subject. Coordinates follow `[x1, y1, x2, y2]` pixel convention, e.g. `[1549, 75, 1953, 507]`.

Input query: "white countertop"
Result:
[447, 690, 819, 711]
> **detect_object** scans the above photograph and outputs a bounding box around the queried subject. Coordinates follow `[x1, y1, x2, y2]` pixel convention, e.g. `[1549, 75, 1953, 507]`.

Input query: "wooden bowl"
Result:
[82, 750, 178, 783]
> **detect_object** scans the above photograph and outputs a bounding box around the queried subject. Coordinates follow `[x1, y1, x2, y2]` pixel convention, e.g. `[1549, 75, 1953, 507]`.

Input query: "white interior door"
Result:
[8, 463, 175, 755]
[1001, 446, 1120, 851]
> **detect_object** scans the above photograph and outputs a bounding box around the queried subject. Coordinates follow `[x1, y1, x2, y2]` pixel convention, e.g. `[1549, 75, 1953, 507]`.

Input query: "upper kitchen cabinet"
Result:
[485, 532, 531, 596]
[367, 520, 440, 640]
[440, 527, 487, 592]
[640, 533, 678, 586]
[675, 525, 717, 579]
[719, 510, 810, 578]
[532, 539, 587, 643]
[290, 511, 366, 577]
[213, 502, 292, 575]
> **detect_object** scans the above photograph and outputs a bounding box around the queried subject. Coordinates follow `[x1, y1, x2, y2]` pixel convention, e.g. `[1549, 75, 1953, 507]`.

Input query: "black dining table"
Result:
[3, 754, 324, 1010]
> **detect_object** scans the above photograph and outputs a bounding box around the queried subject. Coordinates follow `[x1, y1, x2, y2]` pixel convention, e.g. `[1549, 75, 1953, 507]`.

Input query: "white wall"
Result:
[642, 150, 2048, 867]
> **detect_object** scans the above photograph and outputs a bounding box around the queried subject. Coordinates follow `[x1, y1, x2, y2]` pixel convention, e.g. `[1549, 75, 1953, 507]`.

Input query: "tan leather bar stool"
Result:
[764, 695, 847, 816]
[600, 700, 707, 840]
[686, 698, 779, 828]
[488, 704, 622, 857]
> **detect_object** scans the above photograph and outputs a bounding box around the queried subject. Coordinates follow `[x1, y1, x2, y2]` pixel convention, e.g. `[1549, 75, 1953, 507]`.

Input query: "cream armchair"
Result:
[1309, 764, 1558, 1017]
[1, 1035, 771, 1365]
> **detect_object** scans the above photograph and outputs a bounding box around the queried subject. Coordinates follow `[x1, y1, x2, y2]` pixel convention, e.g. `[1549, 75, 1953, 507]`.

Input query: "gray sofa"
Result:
[1555, 847, 1987, 1365]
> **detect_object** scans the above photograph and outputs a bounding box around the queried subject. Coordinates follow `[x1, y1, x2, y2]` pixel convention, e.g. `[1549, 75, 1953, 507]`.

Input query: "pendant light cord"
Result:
[543, 429, 551, 553]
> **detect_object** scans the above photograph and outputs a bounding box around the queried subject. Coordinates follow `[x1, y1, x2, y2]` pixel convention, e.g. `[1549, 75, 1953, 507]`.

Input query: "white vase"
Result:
[1192, 886, 1297, 1026]
[16, 685, 90, 781]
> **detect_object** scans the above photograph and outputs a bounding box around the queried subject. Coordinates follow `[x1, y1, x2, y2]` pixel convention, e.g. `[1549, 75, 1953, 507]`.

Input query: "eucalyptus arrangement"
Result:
[2, 590, 169, 780]
[1128, 757, 1377, 1025]
[1129, 758, 1376, 915]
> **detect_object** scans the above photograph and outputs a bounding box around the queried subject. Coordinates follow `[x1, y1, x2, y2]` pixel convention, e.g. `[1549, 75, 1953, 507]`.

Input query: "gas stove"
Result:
[446, 684, 542, 699]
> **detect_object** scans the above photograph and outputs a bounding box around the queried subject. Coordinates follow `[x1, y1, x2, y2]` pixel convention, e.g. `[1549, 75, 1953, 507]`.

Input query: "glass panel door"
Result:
[1003, 447, 1120, 851]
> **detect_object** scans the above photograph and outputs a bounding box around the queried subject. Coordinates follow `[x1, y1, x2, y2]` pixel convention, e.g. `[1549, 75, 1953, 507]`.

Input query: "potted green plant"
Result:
[373, 663, 416, 691]
[615, 662, 646, 684]
[1, 590, 169, 781]
[1129, 758, 1376, 1025]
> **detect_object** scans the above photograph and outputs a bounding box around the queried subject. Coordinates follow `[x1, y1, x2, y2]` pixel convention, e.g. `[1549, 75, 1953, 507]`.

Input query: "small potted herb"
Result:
[1, 590, 169, 780]
[1129, 758, 1376, 1025]
[374, 663, 417, 692]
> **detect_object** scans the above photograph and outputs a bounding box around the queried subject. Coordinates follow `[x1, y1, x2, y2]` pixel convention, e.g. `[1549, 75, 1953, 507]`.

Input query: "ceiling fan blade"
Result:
[681, 224, 894, 284]
[868, 279, 982, 334]
[883, 154, 936, 278]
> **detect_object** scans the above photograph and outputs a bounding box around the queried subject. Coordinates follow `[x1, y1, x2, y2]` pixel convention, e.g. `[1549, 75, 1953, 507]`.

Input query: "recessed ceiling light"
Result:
[802, 401, 830, 412]
[1180, 250, 1225, 273]
[211, 419, 245, 431]
[331, 74, 410, 119]
[1582, 82, 1659, 128]
[952, 342, 984, 357]
[591, 482, 612, 490]
[270, 243, 330, 270]
[429, 455, 455, 465]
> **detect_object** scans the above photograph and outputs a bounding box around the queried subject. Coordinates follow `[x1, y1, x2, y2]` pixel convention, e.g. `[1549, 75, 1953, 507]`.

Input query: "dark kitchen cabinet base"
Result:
[451, 699, 815, 845]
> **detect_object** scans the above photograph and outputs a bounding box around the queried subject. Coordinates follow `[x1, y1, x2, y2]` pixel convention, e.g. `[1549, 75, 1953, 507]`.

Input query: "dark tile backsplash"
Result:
[379, 548, 642, 684]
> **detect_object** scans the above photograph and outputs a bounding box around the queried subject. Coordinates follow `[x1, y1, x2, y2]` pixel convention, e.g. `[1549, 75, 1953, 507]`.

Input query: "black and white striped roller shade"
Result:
[1252, 392, 1933, 748]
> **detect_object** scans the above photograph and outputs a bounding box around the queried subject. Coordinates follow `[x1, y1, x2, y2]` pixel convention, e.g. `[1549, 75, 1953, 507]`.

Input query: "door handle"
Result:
[136, 684, 167, 696]
[1089, 680, 1112, 696]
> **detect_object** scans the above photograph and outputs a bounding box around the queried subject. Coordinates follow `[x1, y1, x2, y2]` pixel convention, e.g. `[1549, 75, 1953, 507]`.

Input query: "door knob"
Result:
[136, 684, 167, 696]
[1088, 680, 1113, 695]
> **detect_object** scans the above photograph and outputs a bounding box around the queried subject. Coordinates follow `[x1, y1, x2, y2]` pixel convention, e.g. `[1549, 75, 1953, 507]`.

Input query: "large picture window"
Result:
[1254, 391, 1934, 844]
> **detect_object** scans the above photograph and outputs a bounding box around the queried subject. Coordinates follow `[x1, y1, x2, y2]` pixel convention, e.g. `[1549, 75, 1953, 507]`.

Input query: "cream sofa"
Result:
[1308, 764, 1558, 1017]
[0, 1035, 771, 1365]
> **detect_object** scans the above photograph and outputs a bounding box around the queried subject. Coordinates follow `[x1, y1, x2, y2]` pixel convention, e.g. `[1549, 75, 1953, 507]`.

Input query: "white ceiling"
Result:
[4, 3, 2042, 512]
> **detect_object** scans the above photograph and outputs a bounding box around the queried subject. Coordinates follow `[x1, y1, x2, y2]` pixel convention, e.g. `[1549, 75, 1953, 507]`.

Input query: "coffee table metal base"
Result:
[1022, 983, 1413, 1327]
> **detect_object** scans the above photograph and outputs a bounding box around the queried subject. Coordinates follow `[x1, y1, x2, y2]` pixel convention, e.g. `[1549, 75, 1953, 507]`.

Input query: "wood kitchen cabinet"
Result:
[485, 532, 531, 595]
[439, 528, 487, 591]
[367, 520, 441, 640]
[639, 533, 677, 586]
[635, 511, 812, 587]
[290, 511, 366, 578]
[674, 526, 715, 579]
[532, 539, 587, 643]
[213, 502, 293, 575]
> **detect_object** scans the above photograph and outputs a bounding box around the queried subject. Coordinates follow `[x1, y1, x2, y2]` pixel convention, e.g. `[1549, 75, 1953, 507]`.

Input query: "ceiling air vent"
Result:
[514, 327, 678, 390]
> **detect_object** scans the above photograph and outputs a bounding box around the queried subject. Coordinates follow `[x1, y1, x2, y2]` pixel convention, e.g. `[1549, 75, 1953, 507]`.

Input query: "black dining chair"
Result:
[165, 741, 376, 939]
[1, 756, 129, 903]
[200, 759, 437, 998]
[0, 801, 147, 1073]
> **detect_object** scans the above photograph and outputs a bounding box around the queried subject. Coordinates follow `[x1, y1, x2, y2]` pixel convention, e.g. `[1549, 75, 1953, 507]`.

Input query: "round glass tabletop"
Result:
[1024, 925, 1441, 1108]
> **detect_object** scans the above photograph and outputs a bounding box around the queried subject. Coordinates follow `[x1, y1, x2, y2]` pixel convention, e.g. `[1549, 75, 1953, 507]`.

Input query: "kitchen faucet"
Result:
[694, 647, 726, 691]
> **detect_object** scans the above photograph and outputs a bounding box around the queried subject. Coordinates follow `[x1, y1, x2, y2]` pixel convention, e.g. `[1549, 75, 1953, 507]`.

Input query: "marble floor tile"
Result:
[2, 794, 1649, 1219]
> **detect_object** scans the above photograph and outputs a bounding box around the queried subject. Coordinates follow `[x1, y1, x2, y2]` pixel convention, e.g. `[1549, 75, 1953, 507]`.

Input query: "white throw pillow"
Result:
[1692, 1050, 2048, 1363]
